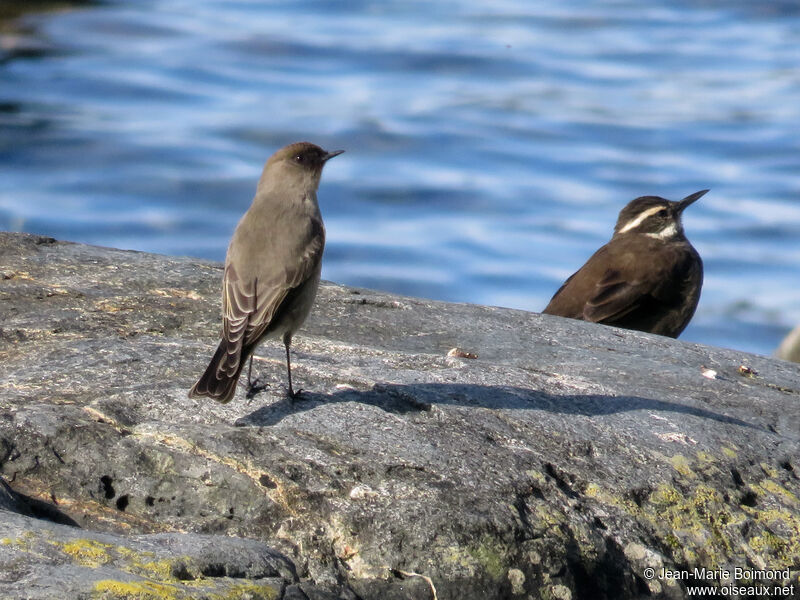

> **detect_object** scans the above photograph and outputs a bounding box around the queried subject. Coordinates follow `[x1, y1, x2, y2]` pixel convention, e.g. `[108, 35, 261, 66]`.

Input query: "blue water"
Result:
[2, 1, 799, 357]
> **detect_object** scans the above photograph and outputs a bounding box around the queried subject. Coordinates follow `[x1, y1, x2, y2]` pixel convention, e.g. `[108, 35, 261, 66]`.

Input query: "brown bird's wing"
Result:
[544, 244, 619, 319]
[545, 241, 661, 323]
[583, 242, 694, 325]
[582, 268, 651, 323]
[544, 237, 701, 337]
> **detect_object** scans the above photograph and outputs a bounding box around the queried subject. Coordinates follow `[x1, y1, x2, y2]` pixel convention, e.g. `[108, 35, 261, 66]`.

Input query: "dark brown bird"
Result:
[189, 141, 343, 403]
[543, 190, 707, 338]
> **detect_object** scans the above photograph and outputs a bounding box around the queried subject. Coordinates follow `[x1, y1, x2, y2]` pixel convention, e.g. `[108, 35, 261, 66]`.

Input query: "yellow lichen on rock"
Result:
[668, 454, 696, 479]
[92, 579, 181, 600]
[56, 539, 113, 567]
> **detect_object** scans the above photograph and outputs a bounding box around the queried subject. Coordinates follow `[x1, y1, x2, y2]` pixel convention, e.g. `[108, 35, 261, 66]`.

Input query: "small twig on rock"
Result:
[386, 567, 438, 600]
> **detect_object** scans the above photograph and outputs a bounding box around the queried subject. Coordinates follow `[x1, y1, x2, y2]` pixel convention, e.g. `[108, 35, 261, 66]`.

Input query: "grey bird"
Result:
[543, 190, 707, 338]
[189, 141, 343, 403]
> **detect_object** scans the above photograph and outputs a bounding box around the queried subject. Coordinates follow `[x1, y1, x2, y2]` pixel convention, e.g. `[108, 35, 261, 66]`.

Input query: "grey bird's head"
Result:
[258, 141, 344, 193]
[613, 189, 708, 240]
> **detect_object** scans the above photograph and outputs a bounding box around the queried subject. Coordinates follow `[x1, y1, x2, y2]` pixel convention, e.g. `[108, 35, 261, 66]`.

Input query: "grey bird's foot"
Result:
[287, 387, 306, 401]
[246, 379, 269, 400]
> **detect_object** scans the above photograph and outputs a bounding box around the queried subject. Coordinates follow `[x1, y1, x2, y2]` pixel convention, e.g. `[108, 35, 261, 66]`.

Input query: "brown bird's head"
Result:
[258, 141, 344, 193]
[613, 189, 708, 240]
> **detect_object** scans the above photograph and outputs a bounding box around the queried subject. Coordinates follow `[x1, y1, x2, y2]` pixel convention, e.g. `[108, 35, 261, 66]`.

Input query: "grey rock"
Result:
[1, 231, 800, 599]
[0, 507, 291, 598]
[284, 585, 311, 600]
[296, 584, 345, 600]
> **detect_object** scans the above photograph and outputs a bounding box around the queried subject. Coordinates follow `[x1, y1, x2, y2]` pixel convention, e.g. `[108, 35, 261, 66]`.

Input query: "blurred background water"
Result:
[1, 0, 799, 357]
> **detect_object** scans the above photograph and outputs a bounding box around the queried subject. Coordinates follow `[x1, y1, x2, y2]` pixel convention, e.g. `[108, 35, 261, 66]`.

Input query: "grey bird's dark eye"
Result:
[294, 154, 304, 163]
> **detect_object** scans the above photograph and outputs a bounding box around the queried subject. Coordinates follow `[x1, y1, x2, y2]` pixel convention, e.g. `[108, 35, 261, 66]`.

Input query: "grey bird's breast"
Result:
[229, 193, 323, 277]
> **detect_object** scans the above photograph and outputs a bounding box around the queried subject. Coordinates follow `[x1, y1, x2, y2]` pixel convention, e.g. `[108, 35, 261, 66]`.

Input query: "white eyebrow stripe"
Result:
[618, 205, 664, 234]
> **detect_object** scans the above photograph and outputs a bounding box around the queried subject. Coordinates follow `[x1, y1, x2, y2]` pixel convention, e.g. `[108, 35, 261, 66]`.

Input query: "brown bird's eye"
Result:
[294, 154, 304, 163]
[657, 208, 668, 216]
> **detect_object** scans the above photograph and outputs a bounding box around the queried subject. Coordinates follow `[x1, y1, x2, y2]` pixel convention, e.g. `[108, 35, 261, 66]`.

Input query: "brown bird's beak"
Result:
[322, 149, 345, 162]
[677, 189, 709, 212]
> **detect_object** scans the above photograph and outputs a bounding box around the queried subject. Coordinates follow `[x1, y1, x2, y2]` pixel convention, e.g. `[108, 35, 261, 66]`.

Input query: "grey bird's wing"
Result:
[217, 217, 325, 378]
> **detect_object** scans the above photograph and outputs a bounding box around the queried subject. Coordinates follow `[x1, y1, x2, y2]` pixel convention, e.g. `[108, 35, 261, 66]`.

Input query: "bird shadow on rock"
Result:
[0, 477, 80, 527]
[236, 382, 763, 432]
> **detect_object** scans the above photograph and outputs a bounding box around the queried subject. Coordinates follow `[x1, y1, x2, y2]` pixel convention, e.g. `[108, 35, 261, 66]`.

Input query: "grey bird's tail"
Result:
[188, 340, 247, 404]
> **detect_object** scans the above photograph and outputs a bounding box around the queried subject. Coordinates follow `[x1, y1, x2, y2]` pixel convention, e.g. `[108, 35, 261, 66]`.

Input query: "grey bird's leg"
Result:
[245, 278, 268, 399]
[284, 334, 303, 400]
[246, 355, 257, 388]
[245, 354, 269, 400]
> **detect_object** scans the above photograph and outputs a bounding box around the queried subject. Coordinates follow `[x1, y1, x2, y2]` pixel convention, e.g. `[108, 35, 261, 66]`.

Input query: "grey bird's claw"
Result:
[246, 379, 268, 400]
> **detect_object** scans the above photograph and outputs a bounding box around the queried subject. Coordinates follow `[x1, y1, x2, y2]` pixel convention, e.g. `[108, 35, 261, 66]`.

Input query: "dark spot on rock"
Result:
[145, 495, 155, 507]
[633, 573, 653, 596]
[227, 507, 234, 519]
[593, 516, 607, 530]
[741, 520, 752, 537]
[740, 490, 757, 507]
[285, 464, 304, 482]
[0, 328, 27, 342]
[259, 474, 277, 488]
[201, 563, 226, 577]
[99, 475, 115, 499]
[512, 492, 533, 531]
[226, 565, 245, 578]
[1, 439, 19, 464]
[628, 486, 652, 508]
[51, 447, 65, 464]
[780, 460, 793, 472]
[115, 494, 129, 511]
[35, 236, 57, 245]
[171, 563, 195, 581]
[29, 454, 41, 472]
[545, 463, 578, 499]
[730, 468, 744, 487]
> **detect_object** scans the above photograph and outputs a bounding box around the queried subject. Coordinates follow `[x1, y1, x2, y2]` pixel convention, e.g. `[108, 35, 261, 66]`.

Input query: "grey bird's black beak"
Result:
[322, 149, 345, 162]
[677, 189, 709, 212]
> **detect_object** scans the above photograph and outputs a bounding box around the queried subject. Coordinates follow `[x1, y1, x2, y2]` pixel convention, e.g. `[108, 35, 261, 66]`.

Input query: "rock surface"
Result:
[1, 231, 799, 599]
